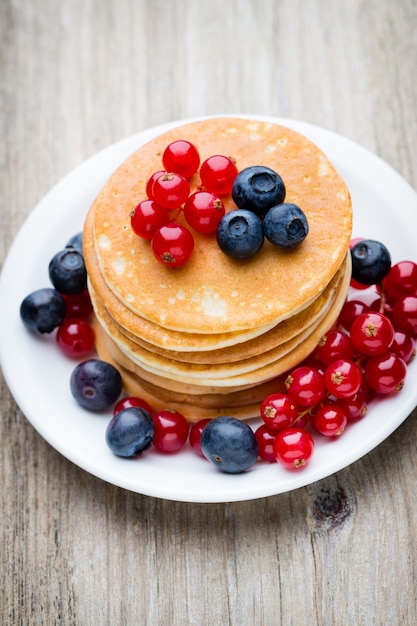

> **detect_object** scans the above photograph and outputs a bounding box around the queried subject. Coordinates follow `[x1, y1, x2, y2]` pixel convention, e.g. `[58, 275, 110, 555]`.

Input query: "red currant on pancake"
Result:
[152, 172, 190, 209]
[313, 404, 347, 436]
[273, 428, 314, 469]
[130, 199, 170, 240]
[199, 155, 238, 196]
[151, 223, 194, 267]
[146, 170, 164, 199]
[350, 311, 395, 355]
[162, 140, 200, 179]
[56, 318, 95, 358]
[364, 352, 407, 394]
[324, 359, 363, 398]
[152, 409, 190, 453]
[183, 191, 225, 235]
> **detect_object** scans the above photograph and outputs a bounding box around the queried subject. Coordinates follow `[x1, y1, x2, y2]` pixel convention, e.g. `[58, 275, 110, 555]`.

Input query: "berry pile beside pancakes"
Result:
[83, 117, 352, 421]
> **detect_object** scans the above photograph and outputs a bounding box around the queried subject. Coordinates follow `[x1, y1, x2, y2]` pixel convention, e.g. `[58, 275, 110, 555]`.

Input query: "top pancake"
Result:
[88, 117, 352, 333]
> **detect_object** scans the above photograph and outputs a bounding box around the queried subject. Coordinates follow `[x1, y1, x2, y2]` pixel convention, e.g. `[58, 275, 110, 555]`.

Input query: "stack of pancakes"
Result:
[83, 117, 352, 421]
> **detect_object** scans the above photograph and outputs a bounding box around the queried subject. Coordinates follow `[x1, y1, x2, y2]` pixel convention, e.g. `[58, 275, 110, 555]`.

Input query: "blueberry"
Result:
[200, 416, 258, 473]
[70, 359, 122, 411]
[20, 288, 66, 333]
[105, 407, 154, 457]
[263, 203, 309, 248]
[66, 231, 83, 254]
[350, 239, 391, 285]
[216, 209, 264, 259]
[49, 248, 87, 294]
[231, 165, 286, 218]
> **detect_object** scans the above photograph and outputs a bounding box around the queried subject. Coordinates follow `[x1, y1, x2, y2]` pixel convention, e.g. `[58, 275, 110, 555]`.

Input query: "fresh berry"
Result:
[189, 418, 212, 457]
[231, 165, 286, 218]
[199, 155, 238, 196]
[131, 199, 171, 240]
[200, 416, 258, 473]
[255, 424, 277, 462]
[66, 232, 83, 254]
[56, 318, 95, 358]
[338, 300, 370, 331]
[337, 390, 368, 420]
[390, 331, 415, 364]
[62, 290, 93, 320]
[350, 311, 395, 355]
[146, 170, 165, 199]
[183, 191, 225, 235]
[105, 407, 154, 457]
[324, 359, 363, 398]
[364, 352, 407, 394]
[70, 359, 122, 411]
[151, 223, 194, 267]
[263, 203, 309, 249]
[391, 296, 417, 337]
[152, 172, 190, 209]
[383, 261, 417, 298]
[313, 404, 347, 436]
[20, 288, 66, 334]
[315, 329, 355, 365]
[350, 239, 391, 285]
[162, 140, 200, 179]
[260, 393, 298, 430]
[285, 366, 325, 408]
[152, 409, 190, 453]
[273, 427, 314, 469]
[49, 248, 88, 294]
[216, 209, 264, 259]
[113, 396, 153, 416]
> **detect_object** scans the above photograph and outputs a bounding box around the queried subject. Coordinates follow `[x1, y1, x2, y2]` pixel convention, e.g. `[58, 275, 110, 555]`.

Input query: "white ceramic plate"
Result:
[1, 115, 417, 503]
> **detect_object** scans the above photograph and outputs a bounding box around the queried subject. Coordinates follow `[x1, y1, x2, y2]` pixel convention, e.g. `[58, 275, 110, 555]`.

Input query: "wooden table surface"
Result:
[1, 1, 417, 624]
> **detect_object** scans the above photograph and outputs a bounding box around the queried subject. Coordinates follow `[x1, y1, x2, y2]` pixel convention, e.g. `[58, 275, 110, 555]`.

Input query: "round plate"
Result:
[1, 115, 417, 503]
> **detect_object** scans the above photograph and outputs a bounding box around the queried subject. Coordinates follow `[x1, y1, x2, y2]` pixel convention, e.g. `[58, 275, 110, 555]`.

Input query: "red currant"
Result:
[260, 393, 298, 430]
[146, 170, 165, 199]
[383, 261, 417, 298]
[273, 428, 315, 469]
[56, 318, 95, 358]
[189, 418, 211, 457]
[130, 199, 170, 240]
[62, 290, 93, 320]
[391, 296, 417, 337]
[337, 389, 368, 420]
[390, 331, 415, 364]
[162, 140, 200, 179]
[255, 424, 277, 462]
[152, 172, 190, 209]
[324, 359, 363, 398]
[313, 404, 347, 436]
[350, 311, 395, 355]
[285, 366, 325, 408]
[199, 155, 238, 196]
[183, 191, 225, 235]
[113, 395, 153, 416]
[151, 223, 194, 267]
[338, 300, 370, 331]
[364, 352, 407, 394]
[315, 329, 355, 365]
[152, 409, 190, 453]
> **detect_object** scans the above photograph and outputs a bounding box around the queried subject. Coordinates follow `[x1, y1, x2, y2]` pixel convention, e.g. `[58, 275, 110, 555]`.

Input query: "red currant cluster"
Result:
[251, 258, 417, 468]
[130, 139, 238, 267]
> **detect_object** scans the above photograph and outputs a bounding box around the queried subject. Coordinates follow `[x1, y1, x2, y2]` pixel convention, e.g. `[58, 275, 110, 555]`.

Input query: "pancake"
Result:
[87, 117, 352, 334]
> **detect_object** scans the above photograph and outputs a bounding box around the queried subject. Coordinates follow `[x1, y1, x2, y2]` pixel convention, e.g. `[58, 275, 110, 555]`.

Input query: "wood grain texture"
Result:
[1, 1, 417, 624]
